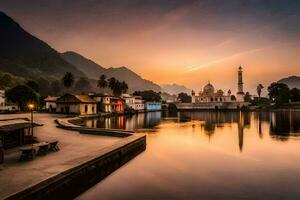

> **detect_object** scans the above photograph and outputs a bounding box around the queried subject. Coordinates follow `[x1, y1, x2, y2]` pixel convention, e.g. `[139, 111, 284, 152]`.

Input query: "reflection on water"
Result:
[85, 110, 300, 148]
[270, 111, 300, 137]
[80, 111, 300, 200]
[84, 112, 161, 130]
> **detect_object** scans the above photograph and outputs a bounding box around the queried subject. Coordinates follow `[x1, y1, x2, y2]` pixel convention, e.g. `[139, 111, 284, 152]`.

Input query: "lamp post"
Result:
[28, 103, 35, 136]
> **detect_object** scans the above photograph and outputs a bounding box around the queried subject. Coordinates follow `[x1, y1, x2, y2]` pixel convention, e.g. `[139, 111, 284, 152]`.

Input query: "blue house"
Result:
[145, 102, 162, 111]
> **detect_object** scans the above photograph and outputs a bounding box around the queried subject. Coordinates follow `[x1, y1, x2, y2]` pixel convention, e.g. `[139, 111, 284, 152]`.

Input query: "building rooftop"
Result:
[74, 95, 96, 103]
[44, 96, 59, 102]
[56, 94, 96, 104]
[91, 93, 115, 97]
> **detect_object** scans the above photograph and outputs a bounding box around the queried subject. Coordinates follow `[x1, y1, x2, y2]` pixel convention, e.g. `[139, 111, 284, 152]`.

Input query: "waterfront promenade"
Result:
[0, 113, 145, 199]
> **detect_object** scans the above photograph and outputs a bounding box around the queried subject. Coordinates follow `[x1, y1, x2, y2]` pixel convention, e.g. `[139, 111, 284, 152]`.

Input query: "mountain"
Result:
[161, 83, 192, 95]
[61, 51, 105, 79]
[0, 11, 160, 94]
[278, 76, 300, 89]
[61, 51, 161, 92]
[0, 11, 84, 81]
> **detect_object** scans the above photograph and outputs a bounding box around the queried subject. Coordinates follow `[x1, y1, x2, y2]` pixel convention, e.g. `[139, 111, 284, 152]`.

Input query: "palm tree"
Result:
[111, 80, 122, 96]
[97, 74, 107, 88]
[121, 81, 128, 94]
[257, 84, 264, 98]
[62, 72, 74, 89]
[108, 77, 116, 90]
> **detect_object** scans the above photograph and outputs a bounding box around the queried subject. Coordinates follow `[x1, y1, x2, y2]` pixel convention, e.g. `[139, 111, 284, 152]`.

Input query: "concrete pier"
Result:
[0, 113, 146, 200]
[5, 134, 146, 200]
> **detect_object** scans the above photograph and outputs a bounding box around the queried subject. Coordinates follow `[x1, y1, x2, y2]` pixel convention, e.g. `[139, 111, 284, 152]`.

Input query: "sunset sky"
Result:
[1, 0, 299, 94]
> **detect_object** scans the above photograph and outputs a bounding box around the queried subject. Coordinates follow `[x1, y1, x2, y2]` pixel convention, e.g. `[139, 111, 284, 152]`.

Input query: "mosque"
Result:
[191, 82, 233, 103]
[176, 66, 248, 110]
[192, 65, 244, 103]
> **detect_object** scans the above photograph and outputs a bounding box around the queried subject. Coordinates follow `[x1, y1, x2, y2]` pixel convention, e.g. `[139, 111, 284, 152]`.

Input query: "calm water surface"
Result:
[78, 111, 300, 200]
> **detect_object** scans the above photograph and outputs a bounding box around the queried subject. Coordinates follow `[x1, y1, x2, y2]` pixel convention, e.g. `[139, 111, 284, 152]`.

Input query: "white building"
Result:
[176, 66, 248, 110]
[0, 90, 5, 107]
[0, 89, 19, 112]
[44, 96, 58, 112]
[191, 83, 233, 104]
[90, 93, 124, 113]
[121, 94, 145, 111]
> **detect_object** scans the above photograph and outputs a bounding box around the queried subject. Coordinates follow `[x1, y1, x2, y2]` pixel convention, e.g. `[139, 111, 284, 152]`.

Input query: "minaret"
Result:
[191, 90, 196, 103]
[236, 65, 244, 102]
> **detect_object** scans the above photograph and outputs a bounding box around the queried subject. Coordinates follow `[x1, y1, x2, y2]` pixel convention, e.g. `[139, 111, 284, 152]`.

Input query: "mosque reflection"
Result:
[177, 111, 300, 151]
[84, 111, 300, 151]
[177, 111, 251, 151]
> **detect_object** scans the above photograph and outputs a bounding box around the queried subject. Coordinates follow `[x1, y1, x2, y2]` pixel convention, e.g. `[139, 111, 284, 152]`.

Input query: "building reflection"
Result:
[84, 111, 300, 148]
[84, 112, 161, 130]
[254, 112, 272, 139]
[238, 112, 244, 152]
[270, 111, 300, 140]
[178, 111, 250, 151]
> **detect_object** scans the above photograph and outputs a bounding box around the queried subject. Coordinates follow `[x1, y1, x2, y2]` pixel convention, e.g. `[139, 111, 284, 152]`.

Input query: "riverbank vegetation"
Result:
[245, 82, 300, 109]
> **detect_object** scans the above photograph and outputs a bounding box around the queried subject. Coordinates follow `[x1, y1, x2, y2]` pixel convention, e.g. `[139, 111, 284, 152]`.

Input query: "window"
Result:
[85, 105, 88, 112]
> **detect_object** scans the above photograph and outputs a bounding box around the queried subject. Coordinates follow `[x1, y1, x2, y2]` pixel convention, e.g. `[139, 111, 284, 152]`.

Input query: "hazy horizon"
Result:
[1, 0, 299, 94]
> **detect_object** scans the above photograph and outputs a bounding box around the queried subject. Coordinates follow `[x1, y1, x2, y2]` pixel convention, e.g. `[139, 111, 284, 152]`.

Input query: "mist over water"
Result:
[79, 111, 300, 200]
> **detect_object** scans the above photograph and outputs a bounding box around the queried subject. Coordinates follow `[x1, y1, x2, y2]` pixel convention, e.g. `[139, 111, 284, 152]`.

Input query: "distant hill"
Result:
[61, 51, 105, 79]
[160, 92, 177, 103]
[278, 76, 300, 89]
[161, 83, 191, 95]
[0, 11, 84, 81]
[61, 51, 161, 92]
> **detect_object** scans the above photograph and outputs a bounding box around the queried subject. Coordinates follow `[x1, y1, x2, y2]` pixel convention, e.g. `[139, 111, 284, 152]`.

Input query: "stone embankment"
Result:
[56, 116, 134, 137]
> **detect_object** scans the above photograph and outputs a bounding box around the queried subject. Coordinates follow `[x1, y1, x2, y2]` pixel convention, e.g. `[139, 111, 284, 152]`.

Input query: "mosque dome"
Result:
[217, 89, 224, 96]
[203, 82, 214, 94]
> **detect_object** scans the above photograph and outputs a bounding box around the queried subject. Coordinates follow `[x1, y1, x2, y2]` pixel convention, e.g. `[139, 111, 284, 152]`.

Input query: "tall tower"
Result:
[236, 65, 244, 102]
[191, 90, 196, 103]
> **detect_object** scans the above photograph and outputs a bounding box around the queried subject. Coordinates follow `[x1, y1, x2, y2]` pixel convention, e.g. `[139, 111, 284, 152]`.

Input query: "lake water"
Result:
[78, 111, 300, 200]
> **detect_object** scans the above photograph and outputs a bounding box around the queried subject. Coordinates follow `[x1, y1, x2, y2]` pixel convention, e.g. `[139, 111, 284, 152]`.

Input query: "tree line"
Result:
[97, 74, 128, 96]
[244, 82, 300, 105]
[4, 72, 130, 111]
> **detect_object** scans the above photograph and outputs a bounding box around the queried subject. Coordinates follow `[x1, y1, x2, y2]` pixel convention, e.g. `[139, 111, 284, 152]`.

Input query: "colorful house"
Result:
[145, 102, 162, 111]
[90, 93, 124, 113]
[56, 94, 97, 115]
[121, 94, 145, 111]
